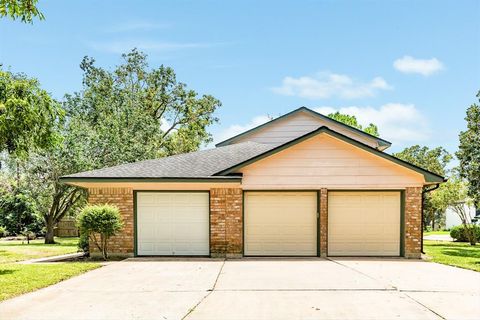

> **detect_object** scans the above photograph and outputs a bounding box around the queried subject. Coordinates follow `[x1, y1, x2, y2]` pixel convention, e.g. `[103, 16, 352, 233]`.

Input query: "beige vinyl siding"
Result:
[328, 191, 401, 256]
[240, 133, 424, 189]
[244, 192, 317, 256]
[233, 111, 380, 149]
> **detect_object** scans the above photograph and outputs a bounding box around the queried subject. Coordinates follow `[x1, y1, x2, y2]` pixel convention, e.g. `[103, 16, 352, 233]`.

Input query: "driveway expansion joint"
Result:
[181, 259, 226, 320]
[402, 292, 447, 320]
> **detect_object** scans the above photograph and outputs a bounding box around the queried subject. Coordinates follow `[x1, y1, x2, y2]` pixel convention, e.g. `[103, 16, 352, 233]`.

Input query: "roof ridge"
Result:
[215, 106, 391, 148]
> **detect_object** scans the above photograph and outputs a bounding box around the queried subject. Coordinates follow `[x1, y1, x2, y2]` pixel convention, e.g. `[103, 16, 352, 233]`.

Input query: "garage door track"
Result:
[1, 258, 479, 320]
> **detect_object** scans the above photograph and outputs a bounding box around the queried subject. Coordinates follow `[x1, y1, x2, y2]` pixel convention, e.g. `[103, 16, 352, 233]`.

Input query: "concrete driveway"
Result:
[1, 258, 479, 320]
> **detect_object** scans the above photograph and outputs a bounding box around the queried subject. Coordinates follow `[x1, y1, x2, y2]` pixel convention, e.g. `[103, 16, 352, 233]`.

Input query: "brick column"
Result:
[319, 188, 328, 257]
[210, 188, 243, 258]
[405, 187, 422, 258]
[87, 187, 134, 256]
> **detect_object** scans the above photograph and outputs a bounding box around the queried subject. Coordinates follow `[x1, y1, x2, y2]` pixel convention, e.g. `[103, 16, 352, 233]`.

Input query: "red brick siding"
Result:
[404, 187, 422, 258]
[320, 188, 328, 257]
[87, 187, 134, 255]
[210, 188, 243, 257]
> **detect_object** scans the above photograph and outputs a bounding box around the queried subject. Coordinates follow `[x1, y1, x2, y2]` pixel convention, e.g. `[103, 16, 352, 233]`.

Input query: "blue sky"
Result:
[1, 0, 479, 154]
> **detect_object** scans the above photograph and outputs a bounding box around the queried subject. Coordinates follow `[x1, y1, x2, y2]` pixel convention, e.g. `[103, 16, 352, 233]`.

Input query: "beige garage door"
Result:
[244, 192, 317, 256]
[328, 191, 401, 256]
[136, 192, 209, 256]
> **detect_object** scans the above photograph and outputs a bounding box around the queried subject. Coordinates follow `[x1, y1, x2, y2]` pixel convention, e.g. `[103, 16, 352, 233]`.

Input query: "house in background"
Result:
[60, 107, 444, 258]
[445, 204, 478, 229]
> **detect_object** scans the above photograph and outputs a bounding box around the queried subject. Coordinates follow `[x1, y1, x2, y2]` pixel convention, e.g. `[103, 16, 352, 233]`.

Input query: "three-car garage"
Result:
[135, 190, 403, 257]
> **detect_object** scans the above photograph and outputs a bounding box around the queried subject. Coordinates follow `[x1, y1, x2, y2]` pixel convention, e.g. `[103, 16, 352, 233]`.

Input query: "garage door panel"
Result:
[328, 191, 400, 256]
[245, 192, 317, 256]
[137, 192, 209, 256]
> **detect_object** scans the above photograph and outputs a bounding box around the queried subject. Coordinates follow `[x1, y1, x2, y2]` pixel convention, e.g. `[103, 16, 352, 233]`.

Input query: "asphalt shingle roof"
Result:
[62, 142, 274, 179]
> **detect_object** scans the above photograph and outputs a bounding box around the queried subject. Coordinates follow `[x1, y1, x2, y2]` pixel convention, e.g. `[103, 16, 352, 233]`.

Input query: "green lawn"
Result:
[424, 240, 480, 272]
[0, 237, 100, 301]
[0, 237, 80, 263]
[423, 230, 450, 236]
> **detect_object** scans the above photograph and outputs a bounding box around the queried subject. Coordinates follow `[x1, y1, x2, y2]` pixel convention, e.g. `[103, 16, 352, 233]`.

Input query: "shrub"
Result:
[450, 225, 480, 242]
[78, 232, 90, 254]
[0, 225, 7, 237]
[77, 204, 123, 260]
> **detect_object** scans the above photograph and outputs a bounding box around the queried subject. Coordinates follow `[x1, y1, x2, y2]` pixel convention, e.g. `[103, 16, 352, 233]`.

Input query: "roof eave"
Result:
[59, 176, 242, 185]
[215, 107, 392, 149]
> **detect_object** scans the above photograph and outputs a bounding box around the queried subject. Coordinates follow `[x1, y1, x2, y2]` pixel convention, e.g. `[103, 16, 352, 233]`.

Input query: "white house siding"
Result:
[445, 204, 477, 229]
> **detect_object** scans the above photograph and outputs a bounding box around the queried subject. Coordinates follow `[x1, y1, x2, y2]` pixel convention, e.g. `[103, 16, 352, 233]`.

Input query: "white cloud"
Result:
[393, 56, 444, 76]
[314, 103, 430, 142]
[215, 115, 272, 144]
[271, 72, 392, 100]
[89, 40, 211, 54]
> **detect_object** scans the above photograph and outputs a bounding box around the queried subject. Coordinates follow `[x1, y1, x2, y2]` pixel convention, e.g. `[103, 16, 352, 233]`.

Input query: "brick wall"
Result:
[404, 187, 422, 258]
[319, 188, 328, 257]
[87, 187, 134, 255]
[210, 188, 243, 258]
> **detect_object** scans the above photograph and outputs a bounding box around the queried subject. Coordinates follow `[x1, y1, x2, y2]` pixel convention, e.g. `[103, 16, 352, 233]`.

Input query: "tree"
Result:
[77, 204, 123, 260]
[64, 49, 221, 167]
[0, 69, 63, 165]
[431, 177, 476, 245]
[0, 0, 44, 23]
[24, 118, 94, 244]
[457, 91, 480, 208]
[22, 49, 221, 244]
[327, 112, 380, 137]
[0, 186, 42, 243]
[394, 145, 452, 230]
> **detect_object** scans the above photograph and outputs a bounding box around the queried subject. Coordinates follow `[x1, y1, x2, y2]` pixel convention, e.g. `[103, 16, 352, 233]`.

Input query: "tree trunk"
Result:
[44, 222, 55, 244]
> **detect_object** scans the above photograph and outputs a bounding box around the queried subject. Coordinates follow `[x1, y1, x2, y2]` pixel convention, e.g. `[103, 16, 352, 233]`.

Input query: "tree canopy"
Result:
[0, 0, 44, 23]
[393, 145, 451, 177]
[456, 91, 480, 207]
[327, 112, 380, 137]
[394, 145, 452, 230]
[0, 69, 63, 159]
[63, 49, 221, 168]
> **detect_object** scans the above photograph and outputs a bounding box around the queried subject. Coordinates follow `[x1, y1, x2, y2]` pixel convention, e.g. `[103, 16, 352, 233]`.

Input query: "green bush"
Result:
[78, 232, 90, 254]
[77, 204, 123, 260]
[0, 225, 7, 237]
[450, 225, 480, 242]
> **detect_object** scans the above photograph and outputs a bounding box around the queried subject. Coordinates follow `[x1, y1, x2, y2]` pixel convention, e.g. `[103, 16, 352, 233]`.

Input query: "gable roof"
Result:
[215, 106, 392, 150]
[214, 126, 445, 184]
[59, 142, 273, 183]
[60, 126, 443, 185]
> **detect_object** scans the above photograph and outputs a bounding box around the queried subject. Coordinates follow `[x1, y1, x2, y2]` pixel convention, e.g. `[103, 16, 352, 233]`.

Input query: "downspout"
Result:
[421, 183, 441, 253]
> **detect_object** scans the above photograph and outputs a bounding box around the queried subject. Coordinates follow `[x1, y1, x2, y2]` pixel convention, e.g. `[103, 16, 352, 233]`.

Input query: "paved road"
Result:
[424, 234, 454, 241]
[1, 257, 479, 320]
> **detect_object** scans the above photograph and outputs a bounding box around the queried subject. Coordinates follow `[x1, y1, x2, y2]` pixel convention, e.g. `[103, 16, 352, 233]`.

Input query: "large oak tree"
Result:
[26, 49, 221, 243]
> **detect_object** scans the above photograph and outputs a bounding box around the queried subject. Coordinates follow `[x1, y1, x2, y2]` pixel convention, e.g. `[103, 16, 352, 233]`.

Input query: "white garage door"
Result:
[136, 192, 209, 256]
[244, 192, 317, 256]
[328, 191, 401, 256]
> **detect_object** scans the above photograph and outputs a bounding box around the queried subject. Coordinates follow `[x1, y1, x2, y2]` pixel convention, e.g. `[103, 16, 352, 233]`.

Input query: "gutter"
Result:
[421, 183, 441, 254]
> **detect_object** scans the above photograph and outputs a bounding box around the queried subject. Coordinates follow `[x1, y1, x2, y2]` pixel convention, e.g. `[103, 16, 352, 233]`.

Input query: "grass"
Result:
[0, 262, 99, 301]
[424, 240, 480, 272]
[0, 237, 80, 263]
[423, 230, 450, 236]
[0, 237, 100, 301]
